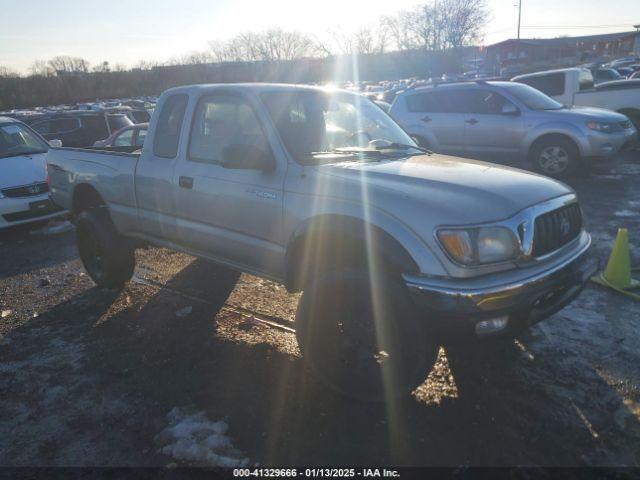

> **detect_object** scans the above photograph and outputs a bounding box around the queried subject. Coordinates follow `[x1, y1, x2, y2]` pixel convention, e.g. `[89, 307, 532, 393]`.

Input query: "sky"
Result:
[1, 0, 639, 73]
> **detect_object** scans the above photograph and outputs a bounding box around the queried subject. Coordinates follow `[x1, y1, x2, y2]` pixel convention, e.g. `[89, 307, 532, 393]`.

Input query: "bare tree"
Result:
[0, 66, 19, 78]
[332, 26, 388, 55]
[93, 61, 111, 73]
[382, 0, 487, 51]
[47, 56, 90, 75]
[439, 0, 488, 49]
[29, 60, 55, 77]
[209, 29, 326, 63]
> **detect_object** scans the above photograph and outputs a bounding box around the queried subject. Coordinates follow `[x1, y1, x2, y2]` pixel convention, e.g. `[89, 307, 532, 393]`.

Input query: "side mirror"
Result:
[501, 104, 520, 116]
[49, 139, 63, 148]
[220, 144, 275, 172]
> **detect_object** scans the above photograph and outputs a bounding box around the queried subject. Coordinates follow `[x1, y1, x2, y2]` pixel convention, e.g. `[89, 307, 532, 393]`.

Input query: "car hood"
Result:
[552, 106, 629, 122]
[318, 153, 572, 225]
[0, 153, 48, 190]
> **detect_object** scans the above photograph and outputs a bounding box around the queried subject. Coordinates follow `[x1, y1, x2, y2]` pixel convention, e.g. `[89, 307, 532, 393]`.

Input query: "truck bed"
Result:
[47, 146, 140, 228]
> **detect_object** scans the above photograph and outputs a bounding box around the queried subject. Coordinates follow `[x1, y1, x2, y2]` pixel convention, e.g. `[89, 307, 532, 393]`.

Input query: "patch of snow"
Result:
[628, 200, 640, 209]
[614, 210, 638, 218]
[155, 407, 249, 467]
[175, 305, 193, 317]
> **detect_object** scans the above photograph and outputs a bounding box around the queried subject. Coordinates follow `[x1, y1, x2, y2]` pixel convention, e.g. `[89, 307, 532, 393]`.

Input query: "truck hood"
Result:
[0, 153, 48, 190]
[319, 153, 572, 224]
[552, 105, 629, 122]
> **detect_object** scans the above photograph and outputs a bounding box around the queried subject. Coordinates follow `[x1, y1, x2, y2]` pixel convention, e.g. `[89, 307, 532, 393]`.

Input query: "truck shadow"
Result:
[83, 259, 640, 466]
[5, 258, 638, 466]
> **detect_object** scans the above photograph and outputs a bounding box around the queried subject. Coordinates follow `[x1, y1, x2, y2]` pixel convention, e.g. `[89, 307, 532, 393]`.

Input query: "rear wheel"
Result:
[295, 269, 437, 400]
[530, 137, 580, 178]
[76, 208, 135, 288]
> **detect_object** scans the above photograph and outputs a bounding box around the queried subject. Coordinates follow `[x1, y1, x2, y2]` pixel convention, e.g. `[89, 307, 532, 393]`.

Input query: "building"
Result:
[485, 30, 640, 70]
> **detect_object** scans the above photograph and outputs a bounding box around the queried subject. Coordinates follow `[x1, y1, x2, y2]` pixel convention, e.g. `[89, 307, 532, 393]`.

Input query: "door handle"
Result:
[421, 116, 432, 123]
[465, 118, 479, 125]
[178, 176, 194, 189]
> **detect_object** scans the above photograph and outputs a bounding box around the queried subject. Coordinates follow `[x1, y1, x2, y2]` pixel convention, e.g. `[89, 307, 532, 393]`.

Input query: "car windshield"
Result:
[0, 123, 48, 159]
[501, 82, 564, 110]
[260, 90, 418, 163]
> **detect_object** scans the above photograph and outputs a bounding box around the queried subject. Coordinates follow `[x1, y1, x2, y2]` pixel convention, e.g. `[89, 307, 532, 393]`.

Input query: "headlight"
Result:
[437, 226, 520, 266]
[586, 121, 622, 133]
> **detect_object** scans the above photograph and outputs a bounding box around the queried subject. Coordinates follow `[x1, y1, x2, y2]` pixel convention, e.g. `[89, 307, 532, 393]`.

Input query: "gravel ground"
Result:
[0, 153, 639, 467]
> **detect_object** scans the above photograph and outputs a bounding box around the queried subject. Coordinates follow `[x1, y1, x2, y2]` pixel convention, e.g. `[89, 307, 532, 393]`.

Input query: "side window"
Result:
[406, 92, 439, 113]
[519, 73, 565, 96]
[80, 116, 110, 139]
[431, 91, 465, 113]
[135, 129, 147, 147]
[457, 90, 513, 115]
[31, 121, 50, 135]
[49, 118, 80, 134]
[153, 94, 188, 159]
[114, 129, 134, 146]
[188, 94, 267, 165]
[579, 69, 595, 91]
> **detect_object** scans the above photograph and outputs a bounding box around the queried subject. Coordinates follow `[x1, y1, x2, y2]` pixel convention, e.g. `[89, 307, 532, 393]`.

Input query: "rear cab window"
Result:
[516, 73, 565, 96]
[153, 94, 188, 159]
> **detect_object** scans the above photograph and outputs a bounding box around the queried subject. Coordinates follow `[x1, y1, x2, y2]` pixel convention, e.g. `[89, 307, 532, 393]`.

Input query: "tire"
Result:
[76, 208, 135, 288]
[530, 136, 580, 178]
[295, 268, 438, 400]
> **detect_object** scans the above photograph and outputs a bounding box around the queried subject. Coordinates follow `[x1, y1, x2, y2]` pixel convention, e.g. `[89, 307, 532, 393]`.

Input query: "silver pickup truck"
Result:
[48, 84, 597, 398]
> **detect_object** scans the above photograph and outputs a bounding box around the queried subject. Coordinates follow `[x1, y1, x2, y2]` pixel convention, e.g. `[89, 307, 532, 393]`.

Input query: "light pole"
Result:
[517, 0, 522, 40]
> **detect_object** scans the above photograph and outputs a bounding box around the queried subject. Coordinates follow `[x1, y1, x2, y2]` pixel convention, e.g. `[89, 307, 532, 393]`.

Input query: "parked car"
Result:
[48, 83, 597, 398]
[389, 81, 637, 177]
[26, 111, 133, 147]
[93, 123, 148, 148]
[589, 67, 623, 84]
[512, 68, 640, 130]
[0, 117, 65, 229]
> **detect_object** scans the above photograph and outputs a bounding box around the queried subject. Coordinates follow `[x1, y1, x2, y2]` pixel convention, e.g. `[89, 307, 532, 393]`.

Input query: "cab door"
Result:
[134, 93, 189, 239]
[170, 91, 286, 277]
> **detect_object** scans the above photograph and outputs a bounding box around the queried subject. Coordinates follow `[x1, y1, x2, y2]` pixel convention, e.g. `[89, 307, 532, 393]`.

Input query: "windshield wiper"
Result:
[374, 143, 431, 154]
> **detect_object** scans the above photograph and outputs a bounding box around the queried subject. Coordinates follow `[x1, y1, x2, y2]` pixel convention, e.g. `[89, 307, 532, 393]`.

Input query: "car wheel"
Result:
[76, 208, 135, 289]
[531, 137, 579, 178]
[295, 268, 437, 400]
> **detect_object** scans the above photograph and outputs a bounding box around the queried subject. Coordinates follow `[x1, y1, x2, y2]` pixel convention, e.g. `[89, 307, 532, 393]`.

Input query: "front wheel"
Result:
[76, 208, 135, 289]
[530, 137, 580, 178]
[295, 269, 438, 400]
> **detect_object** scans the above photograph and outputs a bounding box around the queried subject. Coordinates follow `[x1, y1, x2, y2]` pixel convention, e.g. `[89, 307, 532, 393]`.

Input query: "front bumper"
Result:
[585, 128, 638, 161]
[0, 194, 66, 229]
[404, 239, 597, 337]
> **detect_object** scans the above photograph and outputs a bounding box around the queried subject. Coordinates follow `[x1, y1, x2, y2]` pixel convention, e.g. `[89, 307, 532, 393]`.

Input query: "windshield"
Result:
[260, 91, 417, 163]
[0, 123, 49, 158]
[501, 82, 564, 110]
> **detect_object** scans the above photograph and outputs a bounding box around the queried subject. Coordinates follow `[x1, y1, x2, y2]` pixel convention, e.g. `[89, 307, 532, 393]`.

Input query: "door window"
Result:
[48, 118, 80, 134]
[517, 73, 565, 96]
[80, 115, 110, 139]
[153, 94, 188, 159]
[114, 128, 134, 146]
[135, 129, 147, 147]
[188, 94, 267, 165]
[455, 90, 513, 114]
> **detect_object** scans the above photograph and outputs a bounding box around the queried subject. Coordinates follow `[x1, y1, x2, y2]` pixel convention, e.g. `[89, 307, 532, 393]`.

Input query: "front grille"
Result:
[531, 203, 582, 257]
[1, 182, 49, 198]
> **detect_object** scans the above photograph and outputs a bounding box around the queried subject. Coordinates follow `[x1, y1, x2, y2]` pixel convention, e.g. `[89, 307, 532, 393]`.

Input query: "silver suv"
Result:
[390, 81, 637, 178]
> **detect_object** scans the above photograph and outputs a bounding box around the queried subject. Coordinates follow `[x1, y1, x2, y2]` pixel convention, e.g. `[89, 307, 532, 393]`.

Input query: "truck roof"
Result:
[512, 67, 585, 80]
[162, 83, 354, 96]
